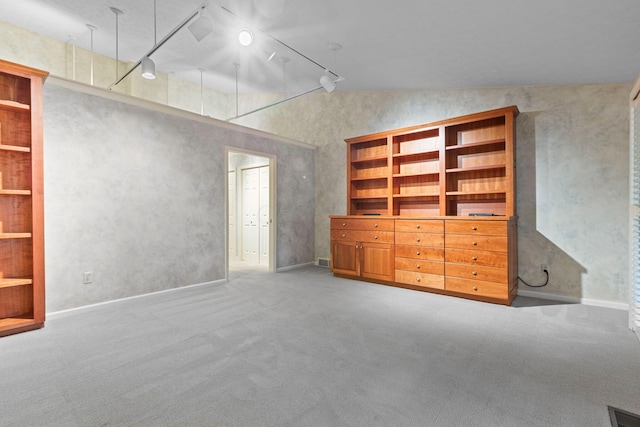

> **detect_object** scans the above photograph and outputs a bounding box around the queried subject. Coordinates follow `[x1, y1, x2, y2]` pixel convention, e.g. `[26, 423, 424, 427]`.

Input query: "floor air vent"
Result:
[609, 406, 640, 427]
[317, 258, 330, 268]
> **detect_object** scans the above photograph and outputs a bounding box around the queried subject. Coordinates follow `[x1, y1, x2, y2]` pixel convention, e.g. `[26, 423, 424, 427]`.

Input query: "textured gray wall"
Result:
[235, 84, 631, 304]
[43, 84, 315, 312]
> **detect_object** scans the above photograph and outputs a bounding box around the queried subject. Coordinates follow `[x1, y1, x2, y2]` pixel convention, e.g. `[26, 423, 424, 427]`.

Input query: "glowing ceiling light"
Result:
[238, 28, 253, 46]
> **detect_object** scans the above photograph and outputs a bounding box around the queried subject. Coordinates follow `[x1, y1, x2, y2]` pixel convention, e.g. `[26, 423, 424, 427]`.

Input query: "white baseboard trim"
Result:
[517, 289, 629, 311]
[48, 279, 227, 316]
[276, 262, 315, 272]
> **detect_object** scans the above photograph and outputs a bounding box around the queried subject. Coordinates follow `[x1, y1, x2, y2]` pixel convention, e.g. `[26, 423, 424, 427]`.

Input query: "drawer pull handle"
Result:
[374, 236, 378, 239]
[416, 265, 421, 269]
[416, 251, 421, 256]
[416, 238, 421, 242]
[416, 277, 421, 282]
[374, 224, 378, 228]
[472, 226, 478, 231]
[416, 225, 421, 229]
[472, 256, 478, 261]
[472, 241, 478, 246]
[472, 286, 478, 291]
[472, 271, 478, 276]
[342, 234, 346, 237]
[342, 223, 346, 226]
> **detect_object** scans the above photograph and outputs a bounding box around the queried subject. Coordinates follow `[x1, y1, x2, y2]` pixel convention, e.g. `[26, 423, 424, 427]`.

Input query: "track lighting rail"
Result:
[107, 1, 207, 90]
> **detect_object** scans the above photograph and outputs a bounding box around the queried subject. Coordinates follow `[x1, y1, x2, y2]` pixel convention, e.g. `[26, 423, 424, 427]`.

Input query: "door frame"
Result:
[226, 147, 276, 278]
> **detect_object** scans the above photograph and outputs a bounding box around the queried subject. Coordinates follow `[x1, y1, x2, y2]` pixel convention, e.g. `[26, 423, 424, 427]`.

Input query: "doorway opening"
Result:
[227, 149, 275, 277]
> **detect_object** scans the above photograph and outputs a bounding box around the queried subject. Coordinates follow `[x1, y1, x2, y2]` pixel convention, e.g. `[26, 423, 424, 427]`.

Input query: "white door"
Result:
[259, 166, 270, 265]
[242, 168, 260, 263]
[228, 170, 237, 259]
[630, 79, 640, 341]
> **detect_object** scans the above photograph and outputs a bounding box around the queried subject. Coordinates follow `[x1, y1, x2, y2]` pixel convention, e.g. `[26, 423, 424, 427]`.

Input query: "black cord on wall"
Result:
[518, 269, 549, 288]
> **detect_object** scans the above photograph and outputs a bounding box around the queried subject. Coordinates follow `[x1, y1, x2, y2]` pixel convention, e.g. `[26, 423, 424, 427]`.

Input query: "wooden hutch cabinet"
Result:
[0, 60, 48, 336]
[330, 106, 519, 305]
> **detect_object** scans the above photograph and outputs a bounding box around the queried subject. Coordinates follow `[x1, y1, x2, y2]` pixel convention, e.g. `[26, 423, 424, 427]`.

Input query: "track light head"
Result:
[320, 70, 336, 93]
[141, 57, 156, 79]
[188, 9, 213, 42]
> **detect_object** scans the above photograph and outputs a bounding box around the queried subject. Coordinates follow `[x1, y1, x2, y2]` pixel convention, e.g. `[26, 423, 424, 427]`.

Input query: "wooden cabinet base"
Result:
[0, 320, 44, 337]
[333, 273, 516, 305]
[331, 215, 517, 306]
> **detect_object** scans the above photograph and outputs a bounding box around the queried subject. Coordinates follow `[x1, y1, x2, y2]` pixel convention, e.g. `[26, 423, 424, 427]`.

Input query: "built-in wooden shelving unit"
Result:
[0, 59, 48, 337]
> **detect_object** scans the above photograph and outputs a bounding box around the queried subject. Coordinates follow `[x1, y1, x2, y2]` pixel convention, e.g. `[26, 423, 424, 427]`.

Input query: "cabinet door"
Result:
[331, 239, 359, 277]
[361, 242, 394, 281]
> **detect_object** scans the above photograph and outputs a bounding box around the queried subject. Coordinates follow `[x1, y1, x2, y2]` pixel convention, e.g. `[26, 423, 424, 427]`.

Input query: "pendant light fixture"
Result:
[320, 42, 342, 92]
[141, 0, 157, 80]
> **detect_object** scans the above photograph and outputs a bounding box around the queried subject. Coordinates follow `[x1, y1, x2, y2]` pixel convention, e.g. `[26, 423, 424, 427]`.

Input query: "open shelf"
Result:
[0, 233, 32, 239]
[445, 138, 505, 152]
[351, 154, 388, 163]
[344, 106, 517, 217]
[0, 189, 31, 195]
[0, 144, 30, 153]
[351, 175, 388, 181]
[446, 164, 506, 174]
[0, 60, 47, 338]
[0, 278, 33, 289]
[446, 190, 506, 197]
[392, 149, 439, 159]
[393, 172, 439, 179]
[0, 99, 30, 112]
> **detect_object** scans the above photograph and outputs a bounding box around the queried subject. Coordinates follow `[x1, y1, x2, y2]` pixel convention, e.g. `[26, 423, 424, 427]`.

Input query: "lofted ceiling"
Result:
[1, 0, 639, 94]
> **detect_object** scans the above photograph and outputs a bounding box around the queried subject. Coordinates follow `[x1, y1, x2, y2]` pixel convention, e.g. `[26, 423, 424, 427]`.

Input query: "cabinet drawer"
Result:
[395, 219, 444, 233]
[445, 234, 507, 252]
[395, 232, 444, 247]
[331, 229, 394, 243]
[331, 218, 394, 231]
[395, 270, 444, 290]
[445, 248, 508, 268]
[395, 257, 444, 275]
[445, 263, 508, 283]
[445, 220, 507, 236]
[395, 245, 444, 261]
[445, 277, 509, 300]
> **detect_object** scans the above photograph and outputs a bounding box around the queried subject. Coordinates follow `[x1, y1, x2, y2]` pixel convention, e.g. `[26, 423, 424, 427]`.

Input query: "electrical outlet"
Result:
[83, 271, 93, 284]
[540, 264, 548, 273]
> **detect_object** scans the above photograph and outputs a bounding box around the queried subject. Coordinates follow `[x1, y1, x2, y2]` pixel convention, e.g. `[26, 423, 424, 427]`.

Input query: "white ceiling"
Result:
[1, 0, 639, 94]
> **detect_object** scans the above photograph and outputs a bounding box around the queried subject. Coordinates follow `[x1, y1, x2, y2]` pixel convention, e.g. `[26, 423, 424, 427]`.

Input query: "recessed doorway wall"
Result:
[228, 150, 275, 275]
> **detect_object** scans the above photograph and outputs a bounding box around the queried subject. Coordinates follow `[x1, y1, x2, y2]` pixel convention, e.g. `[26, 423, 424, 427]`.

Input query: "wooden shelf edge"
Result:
[0, 189, 32, 196]
[350, 196, 388, 200]
[0, 99, 31, 111]
[393, 194, 439, 199]
[0, 233, 32, 239]
[0, 144, 31, 153]
[351, 155, 388, 163]
[446, 190, 506, 197]
[446, 164, 506, 174]
[393, 172, 440, 179]
[445, 138, 505, 151]
[351, 176, 388, 182]
[392, 149, 439, 158]
[0, 278, 33, 288]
